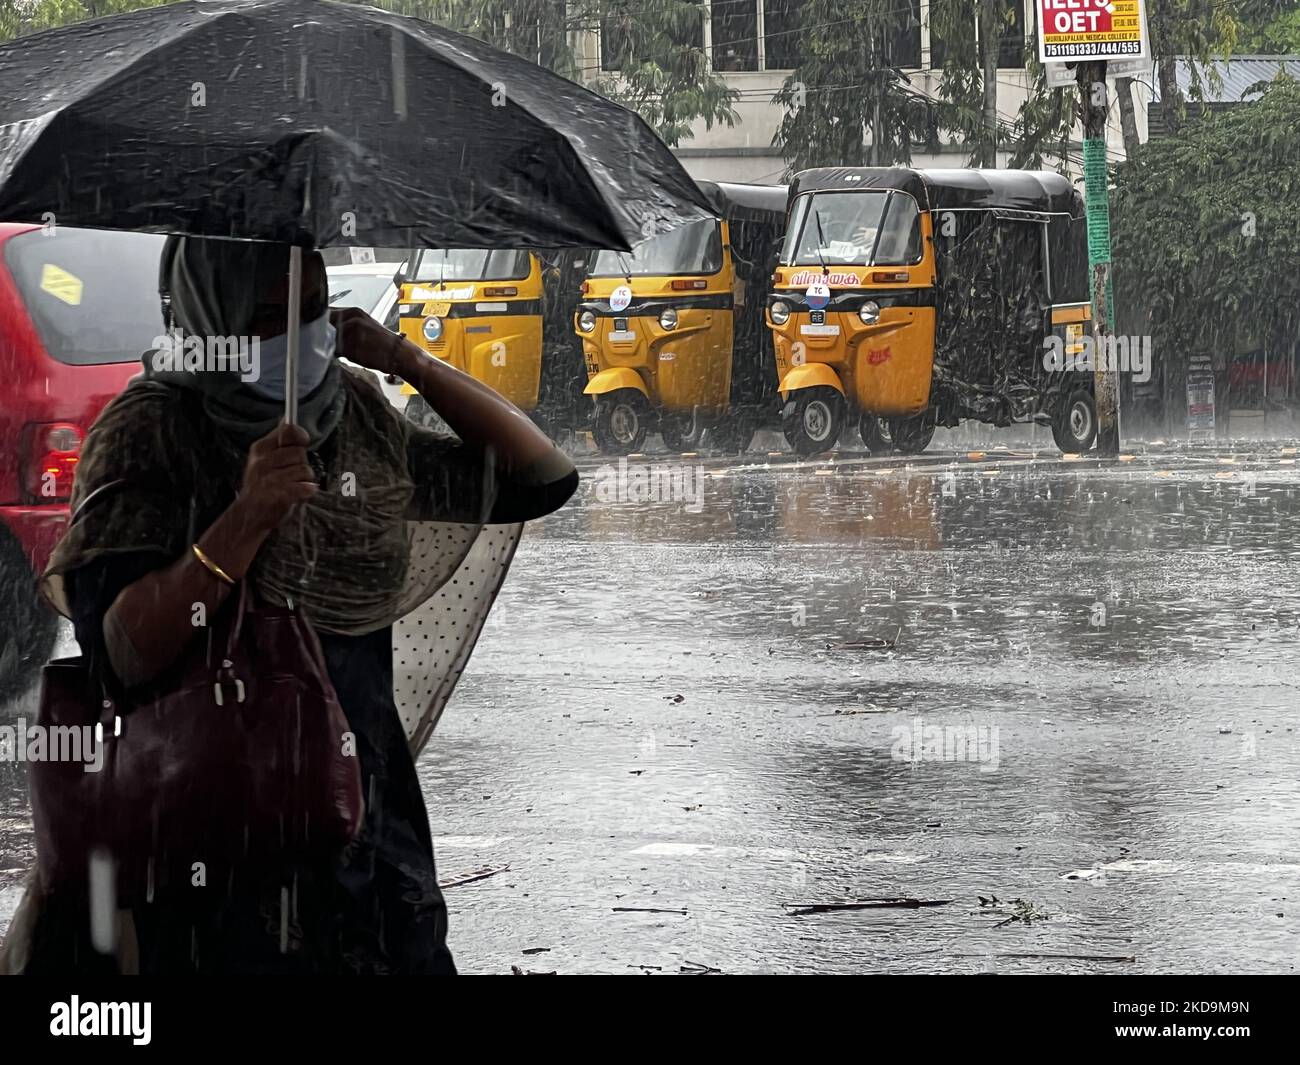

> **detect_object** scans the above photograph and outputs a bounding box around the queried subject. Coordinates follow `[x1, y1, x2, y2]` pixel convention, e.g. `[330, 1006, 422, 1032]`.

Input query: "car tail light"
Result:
[24, 422, 84, 502]
[671, 279, 707, 290]
[482, 286, 518, 297]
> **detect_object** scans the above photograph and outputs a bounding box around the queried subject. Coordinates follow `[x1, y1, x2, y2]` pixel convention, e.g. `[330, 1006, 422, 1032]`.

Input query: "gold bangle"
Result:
[192, 543, 236, 586]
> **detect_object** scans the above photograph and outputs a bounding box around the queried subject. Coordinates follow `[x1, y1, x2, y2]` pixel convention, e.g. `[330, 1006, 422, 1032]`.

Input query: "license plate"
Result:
[800, 324, 840, 337]
[609, 330, 637, 342]
[614, 317, 629, 331]
[810, 309, 825, 325]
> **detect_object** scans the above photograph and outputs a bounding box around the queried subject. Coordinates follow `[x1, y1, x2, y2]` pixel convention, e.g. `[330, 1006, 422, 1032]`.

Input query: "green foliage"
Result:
[0, 0, 165, 42]
[772, 0, 933, 174]
[1112, 77, 1300, 362]
[585, 0, 738, 147]
[1237, 7, 1300, 53]
[929, 0, 998, 167]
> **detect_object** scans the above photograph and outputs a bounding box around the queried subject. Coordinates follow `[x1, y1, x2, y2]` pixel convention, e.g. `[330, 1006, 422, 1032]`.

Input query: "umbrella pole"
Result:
[284, 246, 302, 426]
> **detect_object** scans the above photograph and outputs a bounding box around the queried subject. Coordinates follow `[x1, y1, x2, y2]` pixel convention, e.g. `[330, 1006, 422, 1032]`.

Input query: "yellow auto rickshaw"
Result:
[767, 167, 1095, 456]
[575, 181, 788, 455]
[395, 248, 587, 437]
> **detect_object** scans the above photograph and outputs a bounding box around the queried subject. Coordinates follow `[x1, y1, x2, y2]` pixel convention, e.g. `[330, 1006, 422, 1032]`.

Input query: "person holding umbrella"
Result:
[0, 0, 718, 976]
[4, 237, 576, 975]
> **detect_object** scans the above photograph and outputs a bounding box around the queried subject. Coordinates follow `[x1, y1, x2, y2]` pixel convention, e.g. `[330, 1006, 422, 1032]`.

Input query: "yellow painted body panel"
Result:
[776, 361, 844, 397]
[584, 366, 649, 397]
[396, 255, 544, 410]
[577, 222, 735, 414]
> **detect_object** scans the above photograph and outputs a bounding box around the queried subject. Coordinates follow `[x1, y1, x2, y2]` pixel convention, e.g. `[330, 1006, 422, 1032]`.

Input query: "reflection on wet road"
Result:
[4, 441, 1299, 972]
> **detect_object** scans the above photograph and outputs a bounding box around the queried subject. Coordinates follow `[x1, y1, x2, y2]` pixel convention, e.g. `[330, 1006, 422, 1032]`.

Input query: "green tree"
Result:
[1237, 4, 1300, 53]
[371, 0, 737, 147]
[1112, 76, 1300, 397]
[772, 0, 934, 173]
[584, 0, 737, 147]
[0, 0, 165, 42]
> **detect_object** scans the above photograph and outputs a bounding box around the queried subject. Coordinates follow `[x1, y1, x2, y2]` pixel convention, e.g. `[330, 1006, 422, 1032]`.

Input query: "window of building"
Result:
[762, 0, 803, 70]
[931, 0, 1025, 71]
[601, 2, 706, 73]
[892, 0, 923, 69]
[712, 0, 759, 72]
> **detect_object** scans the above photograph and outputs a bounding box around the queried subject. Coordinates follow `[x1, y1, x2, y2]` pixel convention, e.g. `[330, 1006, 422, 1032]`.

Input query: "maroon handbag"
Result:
[29, 577, 365, 902]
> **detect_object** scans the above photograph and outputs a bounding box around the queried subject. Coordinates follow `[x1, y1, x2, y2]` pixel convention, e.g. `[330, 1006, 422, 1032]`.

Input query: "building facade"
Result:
[571, 0, 1148, 183]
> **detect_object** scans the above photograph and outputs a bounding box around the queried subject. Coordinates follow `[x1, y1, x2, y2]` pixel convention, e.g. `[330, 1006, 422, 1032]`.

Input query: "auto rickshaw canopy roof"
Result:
[697, 181, 790, 223]
[789, 168, 1082, 218]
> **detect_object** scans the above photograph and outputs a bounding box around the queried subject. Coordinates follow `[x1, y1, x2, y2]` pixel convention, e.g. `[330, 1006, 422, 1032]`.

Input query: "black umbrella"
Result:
[0, 0, 714, 417]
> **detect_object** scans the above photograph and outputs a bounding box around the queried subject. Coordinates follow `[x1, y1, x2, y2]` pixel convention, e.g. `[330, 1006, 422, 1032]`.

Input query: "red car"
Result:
[0, 222, 165, 699]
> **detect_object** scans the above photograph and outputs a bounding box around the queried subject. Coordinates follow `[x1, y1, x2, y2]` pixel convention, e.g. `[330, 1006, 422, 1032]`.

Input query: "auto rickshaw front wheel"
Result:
[782, 386, 843, 457]
[859, 413, 893, 455]
[886, 409, 937, 455]
[593, 389, 650, 455]
[1051, 388, 1098, 453]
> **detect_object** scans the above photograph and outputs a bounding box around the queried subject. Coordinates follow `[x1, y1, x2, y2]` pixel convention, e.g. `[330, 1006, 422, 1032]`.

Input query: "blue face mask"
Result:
[244, 312, 336, 400]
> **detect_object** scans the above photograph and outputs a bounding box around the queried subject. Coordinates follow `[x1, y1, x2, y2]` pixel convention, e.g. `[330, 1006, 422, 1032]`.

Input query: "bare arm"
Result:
[331, 308, 572, 480]
[102, 423, 317, 687]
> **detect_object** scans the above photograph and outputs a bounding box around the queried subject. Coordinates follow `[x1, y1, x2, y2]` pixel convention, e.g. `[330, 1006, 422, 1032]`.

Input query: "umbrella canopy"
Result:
[0, 0, 713, 251]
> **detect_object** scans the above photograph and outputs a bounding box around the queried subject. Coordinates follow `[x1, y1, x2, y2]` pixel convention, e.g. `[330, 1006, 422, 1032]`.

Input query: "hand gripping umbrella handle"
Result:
[284, 245, 302, 426]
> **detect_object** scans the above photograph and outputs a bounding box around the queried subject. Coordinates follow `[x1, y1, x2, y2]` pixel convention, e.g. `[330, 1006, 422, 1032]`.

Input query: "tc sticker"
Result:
[805, 282, 830, 310]
[41, 263, 83, 305]
[609, 285, 633, 313]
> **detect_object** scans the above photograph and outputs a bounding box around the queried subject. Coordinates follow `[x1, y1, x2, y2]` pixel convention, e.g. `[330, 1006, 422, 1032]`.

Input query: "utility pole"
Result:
[1076, 60, 1121, 456]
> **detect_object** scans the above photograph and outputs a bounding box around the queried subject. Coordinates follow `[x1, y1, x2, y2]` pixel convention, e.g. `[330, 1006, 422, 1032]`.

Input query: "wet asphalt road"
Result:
[4, 430, 1299, 973]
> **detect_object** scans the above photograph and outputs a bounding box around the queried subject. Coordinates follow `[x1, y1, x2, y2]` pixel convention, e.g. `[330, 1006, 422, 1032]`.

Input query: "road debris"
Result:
[438, 864, 510, 889]
[786, 898, 953, 916]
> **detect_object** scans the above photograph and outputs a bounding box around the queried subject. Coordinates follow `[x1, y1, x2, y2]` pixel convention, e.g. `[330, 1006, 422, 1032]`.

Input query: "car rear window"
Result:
[4, 227, 166, 366]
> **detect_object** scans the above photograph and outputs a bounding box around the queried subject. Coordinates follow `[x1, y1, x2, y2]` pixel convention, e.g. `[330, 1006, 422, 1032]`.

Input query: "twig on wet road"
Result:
[786, 898, 953, 915]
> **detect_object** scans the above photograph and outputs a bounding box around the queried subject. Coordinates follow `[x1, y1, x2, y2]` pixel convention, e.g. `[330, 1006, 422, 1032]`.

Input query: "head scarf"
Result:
[145, 236, 344, 448]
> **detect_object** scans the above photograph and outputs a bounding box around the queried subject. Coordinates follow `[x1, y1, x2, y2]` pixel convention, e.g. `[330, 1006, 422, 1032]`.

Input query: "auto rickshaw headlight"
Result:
[859, 301, 881, 325]
[770, 301, 790, 325]
[578, 310, 597, 333]
[422, 315, 443, 342]
[659, 307, 678, 330]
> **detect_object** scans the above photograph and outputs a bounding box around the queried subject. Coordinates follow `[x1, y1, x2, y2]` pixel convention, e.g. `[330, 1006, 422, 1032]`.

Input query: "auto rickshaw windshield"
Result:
[782, 190, 922, 267]
[411, 247, 531, 282]
[589, 219, 722, 277]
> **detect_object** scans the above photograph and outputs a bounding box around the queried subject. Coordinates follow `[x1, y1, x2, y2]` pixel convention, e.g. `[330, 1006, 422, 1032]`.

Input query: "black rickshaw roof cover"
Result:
[696, 181, 790, 221]
[790, 167, 1083, 217]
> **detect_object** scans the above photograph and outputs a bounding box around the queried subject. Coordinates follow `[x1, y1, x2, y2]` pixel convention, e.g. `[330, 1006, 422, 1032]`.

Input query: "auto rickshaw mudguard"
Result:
[584, 366, 649, 397]
[778, 361, 845, 399]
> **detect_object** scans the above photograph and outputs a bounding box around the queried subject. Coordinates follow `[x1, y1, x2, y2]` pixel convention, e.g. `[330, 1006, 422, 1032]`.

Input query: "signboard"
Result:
[1186, 357, 1216, 435]
[1037, 0, 1147, 62]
